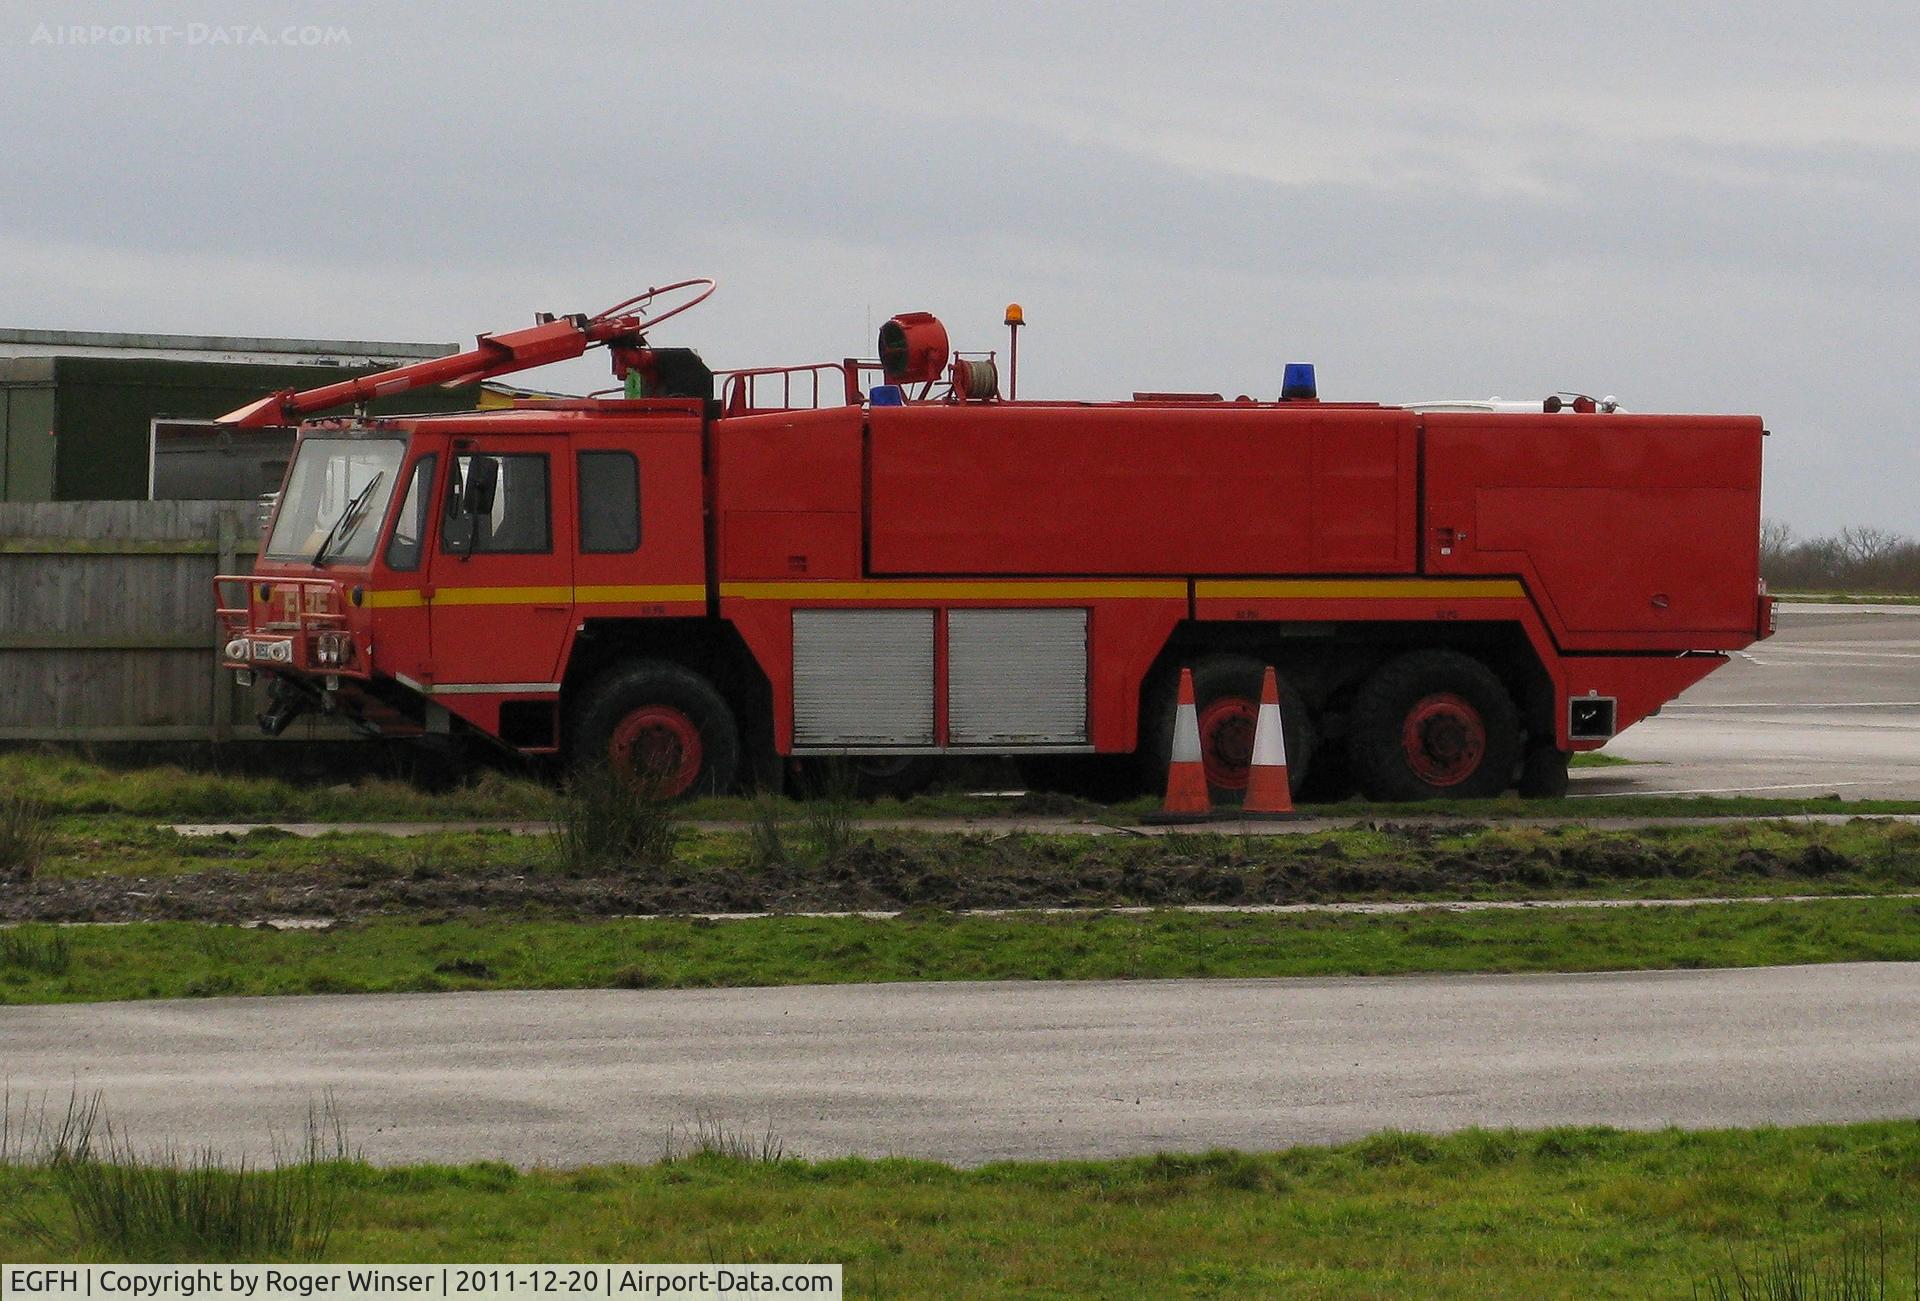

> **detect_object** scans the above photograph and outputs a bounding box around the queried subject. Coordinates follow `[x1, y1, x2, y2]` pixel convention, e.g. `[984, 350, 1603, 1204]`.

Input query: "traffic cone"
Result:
[1160, 667, 1212, 816]
[1242, 666, 1297, 816]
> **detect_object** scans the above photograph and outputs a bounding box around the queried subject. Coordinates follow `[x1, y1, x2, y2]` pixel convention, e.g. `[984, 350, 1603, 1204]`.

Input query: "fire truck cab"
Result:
[217, 282, 1770, 802]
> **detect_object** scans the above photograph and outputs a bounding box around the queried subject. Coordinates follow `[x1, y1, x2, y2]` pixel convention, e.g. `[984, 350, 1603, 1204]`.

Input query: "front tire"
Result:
[1347, 650, 1520, 802]
[570, 661, 740, 799]
[1517, 744, 1572, 798]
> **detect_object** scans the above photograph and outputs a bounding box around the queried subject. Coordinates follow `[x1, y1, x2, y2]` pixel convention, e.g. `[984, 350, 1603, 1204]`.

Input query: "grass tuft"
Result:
[745, 793, 792, 869]
[0, 792, 54, 881]
[663, 1113, 788, 1164]
[1354, 1129, 1447, 1167]
[12, 1094, 351, 1263]
[1694, 1222, 1920, 1299]
[744, 765, 860, 870]
[0, 926, 73, 976]
[551, 766, 680, 874]
[796, 760, 859, 865]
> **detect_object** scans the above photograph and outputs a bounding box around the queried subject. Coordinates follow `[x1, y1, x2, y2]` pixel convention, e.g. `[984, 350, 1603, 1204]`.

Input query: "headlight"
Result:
[258, 639, 293, 664]
[313, 632, 354, 667]
[224, 638, 251, 661]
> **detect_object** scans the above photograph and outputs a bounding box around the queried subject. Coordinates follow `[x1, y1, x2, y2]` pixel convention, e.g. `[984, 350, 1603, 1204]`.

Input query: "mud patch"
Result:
[0, 833, 1877, 924]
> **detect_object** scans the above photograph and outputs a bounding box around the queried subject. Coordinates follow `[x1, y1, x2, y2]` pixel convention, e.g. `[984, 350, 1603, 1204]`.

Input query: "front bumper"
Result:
[214, 574, 370, 678]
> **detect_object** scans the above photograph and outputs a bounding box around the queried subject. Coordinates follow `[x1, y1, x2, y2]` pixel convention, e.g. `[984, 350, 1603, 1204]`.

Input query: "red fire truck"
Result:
[215, 281, 1771, 802]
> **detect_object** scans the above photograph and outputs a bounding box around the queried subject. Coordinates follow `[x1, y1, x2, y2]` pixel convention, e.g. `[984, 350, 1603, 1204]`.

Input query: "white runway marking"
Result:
[1574, 780, 1880, 798]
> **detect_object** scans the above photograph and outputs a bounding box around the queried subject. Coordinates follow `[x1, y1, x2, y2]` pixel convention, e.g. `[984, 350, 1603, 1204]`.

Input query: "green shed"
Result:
[0, 329, 476, 502]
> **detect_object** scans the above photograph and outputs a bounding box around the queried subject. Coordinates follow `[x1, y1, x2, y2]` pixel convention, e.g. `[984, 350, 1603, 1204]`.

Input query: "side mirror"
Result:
[441, 460, 476, 557]
[462, 456, 499, 517]
[443, 512, 477, 557]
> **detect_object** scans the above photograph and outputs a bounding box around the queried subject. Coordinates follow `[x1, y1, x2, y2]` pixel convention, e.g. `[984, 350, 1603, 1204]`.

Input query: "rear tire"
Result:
[570, 661, 740, 799]
[1142, 653, 1313, 804]
[1016, 754, 1146, 804]
[1295, 740, 1359, 804]
[1348, 650, 1520, 802]
[792, 755, 937, 800]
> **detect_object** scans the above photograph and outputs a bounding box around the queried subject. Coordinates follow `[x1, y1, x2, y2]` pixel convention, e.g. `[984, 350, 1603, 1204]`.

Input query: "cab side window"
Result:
[578, 450, 640, 553]
[441, 453, 551, 554]
[384, 454, 437, 572]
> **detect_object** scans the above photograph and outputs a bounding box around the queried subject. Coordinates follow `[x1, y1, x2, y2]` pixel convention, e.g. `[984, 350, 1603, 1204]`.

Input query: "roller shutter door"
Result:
[948, 607, 1088, 745]
[792, 608, 935, 746]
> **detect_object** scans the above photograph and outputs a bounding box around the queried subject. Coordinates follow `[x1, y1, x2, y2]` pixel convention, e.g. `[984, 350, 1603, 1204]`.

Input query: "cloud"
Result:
[0, 0, 1914, 532]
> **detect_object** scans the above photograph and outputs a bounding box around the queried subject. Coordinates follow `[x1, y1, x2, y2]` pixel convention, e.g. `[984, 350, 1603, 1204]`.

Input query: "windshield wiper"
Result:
[311, 471, 385, 566]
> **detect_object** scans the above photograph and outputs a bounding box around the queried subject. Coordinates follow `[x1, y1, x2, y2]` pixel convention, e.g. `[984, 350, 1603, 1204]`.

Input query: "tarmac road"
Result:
[1575, 602, 1920, 800]
[4, 962, 1915, 1168]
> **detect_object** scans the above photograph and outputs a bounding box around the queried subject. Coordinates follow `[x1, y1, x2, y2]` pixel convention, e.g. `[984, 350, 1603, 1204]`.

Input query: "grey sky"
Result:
[4, 1, 1915, 533]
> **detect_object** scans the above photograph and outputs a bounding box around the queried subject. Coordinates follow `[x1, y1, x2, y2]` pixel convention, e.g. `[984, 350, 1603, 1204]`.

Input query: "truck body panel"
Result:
[866, 405, 1418, 576]
[1423, 413, 1764, 648]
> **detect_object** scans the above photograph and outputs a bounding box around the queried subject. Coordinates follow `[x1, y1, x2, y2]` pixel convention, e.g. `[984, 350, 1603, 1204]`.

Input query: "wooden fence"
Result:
[0, 501, 343, 743]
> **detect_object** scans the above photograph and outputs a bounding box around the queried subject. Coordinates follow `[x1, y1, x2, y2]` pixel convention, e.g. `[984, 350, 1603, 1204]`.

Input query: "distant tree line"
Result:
[1761, 520, 1920, 594]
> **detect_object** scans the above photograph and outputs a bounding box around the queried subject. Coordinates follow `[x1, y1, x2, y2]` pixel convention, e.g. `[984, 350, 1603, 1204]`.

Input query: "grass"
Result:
[0, 1120, 1913, 1295]
[8, 750, 1920, 827]
[0, 749, 556, 821]
[2, 897, 1916, 1004]
[1571, 751, 1638, 768]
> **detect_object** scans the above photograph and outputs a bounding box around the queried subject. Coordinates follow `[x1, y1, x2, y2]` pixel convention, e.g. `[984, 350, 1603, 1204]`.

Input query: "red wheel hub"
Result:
[1401, 692, 1486, 787]
[1196, 695, 1257, 791]
[609, 706, 703, 798]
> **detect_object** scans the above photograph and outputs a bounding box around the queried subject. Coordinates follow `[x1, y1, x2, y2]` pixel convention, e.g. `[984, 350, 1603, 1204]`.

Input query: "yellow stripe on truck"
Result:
[720, 580, 1188, 601]
[430, 586, 576, 607]
[363, 585, 706, 609]
[1196, 579, 1526, 600]
[574, 584, 707, 604]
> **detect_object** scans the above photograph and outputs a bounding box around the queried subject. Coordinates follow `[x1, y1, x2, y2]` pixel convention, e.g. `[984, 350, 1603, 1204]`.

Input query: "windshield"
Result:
[264, 436, 408, 564]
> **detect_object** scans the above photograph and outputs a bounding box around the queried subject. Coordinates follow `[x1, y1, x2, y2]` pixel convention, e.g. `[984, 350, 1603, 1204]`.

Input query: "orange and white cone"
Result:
[1242, 666, 1296, 815]
[1161, 667, 1212, 816]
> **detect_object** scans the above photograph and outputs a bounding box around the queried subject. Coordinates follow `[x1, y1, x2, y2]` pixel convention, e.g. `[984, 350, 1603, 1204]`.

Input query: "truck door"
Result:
[571, 418, 708, 616]
[428, 437, 574, 687]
